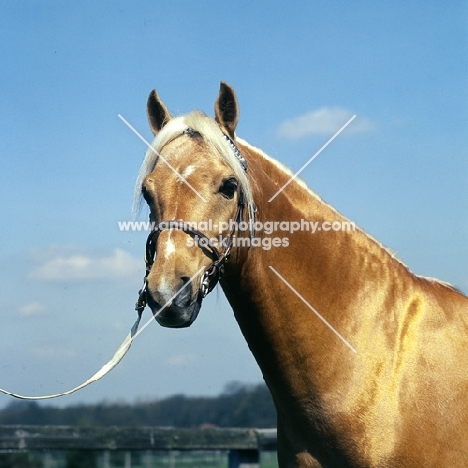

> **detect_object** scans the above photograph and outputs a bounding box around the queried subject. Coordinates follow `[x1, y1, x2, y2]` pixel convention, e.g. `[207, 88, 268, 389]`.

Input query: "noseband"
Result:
[135, 131, 248, 314]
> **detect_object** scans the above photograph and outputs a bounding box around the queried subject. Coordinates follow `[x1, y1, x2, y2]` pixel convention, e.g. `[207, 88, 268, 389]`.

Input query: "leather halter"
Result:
[135, 131, 248, 314]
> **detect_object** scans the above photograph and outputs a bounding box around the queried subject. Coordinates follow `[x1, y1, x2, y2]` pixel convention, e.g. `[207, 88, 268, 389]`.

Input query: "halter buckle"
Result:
[200, 274, 211, 298]
[135, 280, 148, 315]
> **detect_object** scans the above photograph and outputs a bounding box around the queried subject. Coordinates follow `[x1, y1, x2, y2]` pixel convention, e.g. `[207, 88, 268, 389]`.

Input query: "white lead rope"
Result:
[0, 314, 142, 400]
[0, 266, 205, 401]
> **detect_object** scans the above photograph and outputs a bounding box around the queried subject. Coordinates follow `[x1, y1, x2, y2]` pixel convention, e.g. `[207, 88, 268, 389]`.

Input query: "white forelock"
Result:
[133, 111, 255, 223]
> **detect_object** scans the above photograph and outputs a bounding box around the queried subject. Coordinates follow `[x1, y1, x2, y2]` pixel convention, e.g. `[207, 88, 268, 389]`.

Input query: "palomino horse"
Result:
[135, 82, 468, 467]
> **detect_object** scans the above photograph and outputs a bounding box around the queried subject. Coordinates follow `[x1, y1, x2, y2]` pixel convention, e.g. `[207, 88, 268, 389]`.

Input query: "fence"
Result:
[0, 425, 277, 468]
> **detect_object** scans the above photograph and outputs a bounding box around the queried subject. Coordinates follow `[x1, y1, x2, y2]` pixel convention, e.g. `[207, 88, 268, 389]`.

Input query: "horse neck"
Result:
[229, 137, 403, 309]
[221, 139, 410, 408]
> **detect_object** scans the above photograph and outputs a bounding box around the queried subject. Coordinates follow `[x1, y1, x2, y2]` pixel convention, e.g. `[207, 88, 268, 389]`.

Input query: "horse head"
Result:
[135, 83, 254, 328]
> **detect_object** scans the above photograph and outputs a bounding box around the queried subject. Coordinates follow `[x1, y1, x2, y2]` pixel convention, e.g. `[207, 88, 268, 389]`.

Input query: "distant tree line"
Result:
[0, 382, 276, 428]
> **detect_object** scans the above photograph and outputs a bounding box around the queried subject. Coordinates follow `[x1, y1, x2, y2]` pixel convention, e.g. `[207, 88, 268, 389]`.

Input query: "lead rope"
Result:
[0, 311, 143, 400]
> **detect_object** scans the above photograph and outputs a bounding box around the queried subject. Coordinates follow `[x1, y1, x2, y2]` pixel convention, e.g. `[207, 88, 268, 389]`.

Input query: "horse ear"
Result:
[147, 90, 172, 135]
[215, 82, 239, 138]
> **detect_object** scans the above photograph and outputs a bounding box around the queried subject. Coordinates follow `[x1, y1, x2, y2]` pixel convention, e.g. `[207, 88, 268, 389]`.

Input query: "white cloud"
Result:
[18, 301, 47, 317]
[166, 353, 197, 366]
[277, 106, 374, 140]
[29, 248, 141, 282]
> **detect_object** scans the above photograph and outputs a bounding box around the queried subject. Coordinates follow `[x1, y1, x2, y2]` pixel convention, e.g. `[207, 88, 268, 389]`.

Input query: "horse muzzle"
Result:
[153, 302, 201, 328]
[146, 280, 202, 328]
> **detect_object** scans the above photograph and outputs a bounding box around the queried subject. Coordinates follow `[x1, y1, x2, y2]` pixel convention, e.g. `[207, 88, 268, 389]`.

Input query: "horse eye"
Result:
[219, 178, 238, 199]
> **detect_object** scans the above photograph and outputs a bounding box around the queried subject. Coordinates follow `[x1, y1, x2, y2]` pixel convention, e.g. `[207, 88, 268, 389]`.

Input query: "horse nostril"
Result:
[173, 277, 193, 307]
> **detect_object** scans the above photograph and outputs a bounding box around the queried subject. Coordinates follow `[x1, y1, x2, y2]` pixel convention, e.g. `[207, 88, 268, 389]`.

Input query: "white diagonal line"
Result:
[118, 114, 207, 202]
[131, 265, 206, 341]
[268, 266, 357, 353]
[268, 115, 356, 202]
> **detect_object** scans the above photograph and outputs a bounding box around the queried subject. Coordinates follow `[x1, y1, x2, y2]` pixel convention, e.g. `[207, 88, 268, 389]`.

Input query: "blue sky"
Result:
[0, 1, 466, 407]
